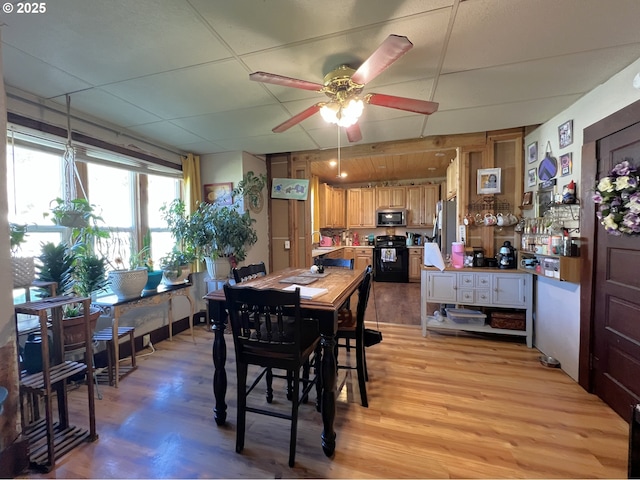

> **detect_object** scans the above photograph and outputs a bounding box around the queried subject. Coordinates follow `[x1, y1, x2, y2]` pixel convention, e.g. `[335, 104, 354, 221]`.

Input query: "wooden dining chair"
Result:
[336, 265, 373, 407]
[223, 284, 321, 467]
[316, 257, 354, 269]
[317, 257, 355, 348]
[232, 262, 267, 284]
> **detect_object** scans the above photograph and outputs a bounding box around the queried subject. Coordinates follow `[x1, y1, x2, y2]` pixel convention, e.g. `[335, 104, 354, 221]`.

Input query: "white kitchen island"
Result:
[421, 266, 534, 347]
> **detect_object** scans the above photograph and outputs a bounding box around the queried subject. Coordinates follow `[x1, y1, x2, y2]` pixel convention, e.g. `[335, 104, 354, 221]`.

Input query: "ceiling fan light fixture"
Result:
[320, 97, 363, 128]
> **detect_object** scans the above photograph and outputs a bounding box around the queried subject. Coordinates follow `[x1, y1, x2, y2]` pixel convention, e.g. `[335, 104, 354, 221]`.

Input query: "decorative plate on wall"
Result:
[538, 153, 558, 182]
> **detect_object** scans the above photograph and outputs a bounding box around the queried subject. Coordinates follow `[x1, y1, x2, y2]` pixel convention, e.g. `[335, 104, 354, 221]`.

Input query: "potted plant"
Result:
[10, 222, 35, 288]
[159, 247, 195, 285]
[44, 197, 105, 229]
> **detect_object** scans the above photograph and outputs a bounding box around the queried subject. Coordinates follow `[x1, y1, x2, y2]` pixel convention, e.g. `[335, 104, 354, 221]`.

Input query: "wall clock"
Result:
[538, 153, 558, 182]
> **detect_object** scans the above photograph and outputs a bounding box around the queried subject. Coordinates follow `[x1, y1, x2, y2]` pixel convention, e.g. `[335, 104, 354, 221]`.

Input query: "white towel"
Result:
[423, 242, 445, 271]
[381, 248, 397, 262]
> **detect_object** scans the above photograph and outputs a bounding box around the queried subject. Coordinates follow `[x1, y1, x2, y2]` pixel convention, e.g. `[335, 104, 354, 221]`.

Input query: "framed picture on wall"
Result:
[527, 141, 538, 164]
[560, 152, 573, 176]
[477, 167, 501, 195]
[204, 182, 233, 205]
[527, 168, 537, 187]
[558, 120, 573, 148]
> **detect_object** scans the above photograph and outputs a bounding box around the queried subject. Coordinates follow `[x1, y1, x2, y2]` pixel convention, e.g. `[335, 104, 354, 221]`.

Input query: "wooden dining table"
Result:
[204, 266, 366, 457]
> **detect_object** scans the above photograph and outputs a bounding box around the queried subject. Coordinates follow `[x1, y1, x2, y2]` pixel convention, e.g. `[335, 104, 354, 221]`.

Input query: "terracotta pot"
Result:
[63, 307, 102, 351]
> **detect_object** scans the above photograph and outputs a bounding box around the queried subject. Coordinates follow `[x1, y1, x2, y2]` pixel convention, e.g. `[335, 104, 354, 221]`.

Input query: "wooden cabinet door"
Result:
[346, 188, 361, 228]
[361, 188, 376, 227]
[376, 187, 391, 209]
[406, 186, 423, 227]
[446, 161, 458, 200]
[333, 188, 345, 228]
[354, 248, 373, 271]
[409, 248, 422, 282]
[376, 186, 406, 208]
[317, 183, 332, 228]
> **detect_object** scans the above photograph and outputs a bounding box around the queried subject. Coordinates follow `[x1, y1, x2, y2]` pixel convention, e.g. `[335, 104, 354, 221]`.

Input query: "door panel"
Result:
[593, 122, 640, 419]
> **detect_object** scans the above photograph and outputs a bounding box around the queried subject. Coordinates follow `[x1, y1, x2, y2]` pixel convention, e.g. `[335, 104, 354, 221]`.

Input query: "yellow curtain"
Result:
[311, 175, 320, 243]
[181, 153, 203, 272]
[182, 153, 202, 214]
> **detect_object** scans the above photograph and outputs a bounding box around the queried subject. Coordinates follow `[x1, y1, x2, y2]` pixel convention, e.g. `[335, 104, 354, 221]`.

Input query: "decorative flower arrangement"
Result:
[593, 160, 640, 235]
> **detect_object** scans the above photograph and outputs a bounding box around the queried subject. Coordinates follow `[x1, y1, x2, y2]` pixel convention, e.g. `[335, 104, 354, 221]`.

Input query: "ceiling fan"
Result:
[249, 34, 439, 143]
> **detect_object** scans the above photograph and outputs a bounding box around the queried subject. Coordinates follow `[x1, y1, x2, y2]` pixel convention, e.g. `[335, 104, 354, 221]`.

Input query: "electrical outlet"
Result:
[284, 240, 290, 250]
[143, 334, 151, 348]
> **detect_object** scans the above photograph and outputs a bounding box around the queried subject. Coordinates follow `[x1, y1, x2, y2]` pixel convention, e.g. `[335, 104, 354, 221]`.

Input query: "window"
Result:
[6, 128, 183, 292]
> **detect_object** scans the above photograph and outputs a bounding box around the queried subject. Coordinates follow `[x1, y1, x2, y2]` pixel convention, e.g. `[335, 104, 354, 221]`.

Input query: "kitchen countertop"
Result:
[421, 265, 529, 273]
[311, 245, 374, 257]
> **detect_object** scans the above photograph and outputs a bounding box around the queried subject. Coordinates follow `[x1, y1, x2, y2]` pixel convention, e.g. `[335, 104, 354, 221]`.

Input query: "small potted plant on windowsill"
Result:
[159, 248, 195, 285]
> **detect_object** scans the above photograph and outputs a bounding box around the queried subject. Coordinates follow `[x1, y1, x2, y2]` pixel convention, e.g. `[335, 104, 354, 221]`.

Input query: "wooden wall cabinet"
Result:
[406, 185, 439, 228]
[346, 188, 376, 228]
[409, 247, 422, 282]
[318, 183, 346, 229]
[376, 186, 406, 209]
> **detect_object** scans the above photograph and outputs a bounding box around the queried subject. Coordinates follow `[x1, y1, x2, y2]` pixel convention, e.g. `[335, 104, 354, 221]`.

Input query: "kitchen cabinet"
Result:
[376, 186, 406, 209]
[406, 184, 439, 228]
[318, 183, 346, 229]
[518, 253, 580, 283]
[342, 247, 354, 261]
[354, 247, 373, 271]
[408, 247, 423, 282]
[445, 159, 458, 200]
[420, 268, 533, 347]
[346, 188, 376, 228]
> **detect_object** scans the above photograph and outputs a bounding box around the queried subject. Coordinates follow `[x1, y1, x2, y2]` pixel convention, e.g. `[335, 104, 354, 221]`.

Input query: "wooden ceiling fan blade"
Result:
[250, 71, 323, 91]
[272, 103, 323, 133]
[366, 93, 439, 115]
[346, 124, 362, 143]
[350, 35, 413, 85]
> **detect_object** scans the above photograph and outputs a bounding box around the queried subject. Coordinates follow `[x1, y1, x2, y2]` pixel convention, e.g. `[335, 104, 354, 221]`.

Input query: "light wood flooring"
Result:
[17, 282, 629, 478]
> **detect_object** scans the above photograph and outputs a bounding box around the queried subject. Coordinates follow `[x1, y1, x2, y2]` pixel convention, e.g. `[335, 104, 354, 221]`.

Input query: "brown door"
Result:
[592, 123, 640, 418]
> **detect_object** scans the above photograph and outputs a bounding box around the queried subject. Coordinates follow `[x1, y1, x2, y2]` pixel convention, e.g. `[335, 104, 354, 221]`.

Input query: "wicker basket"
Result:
[12, 256, 35, 288]
[490, 311, 525, 330]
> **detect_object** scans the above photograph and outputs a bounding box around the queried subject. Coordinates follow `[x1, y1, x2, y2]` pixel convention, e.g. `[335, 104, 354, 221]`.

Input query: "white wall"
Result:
[200, 151, 269, 272]
[524, 56, 640, 380]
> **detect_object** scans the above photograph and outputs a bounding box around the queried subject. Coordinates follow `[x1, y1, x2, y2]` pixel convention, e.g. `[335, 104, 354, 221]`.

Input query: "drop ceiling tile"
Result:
[444, 0, 640, 74]
[2, 45, 93, 99]
[172, 104, 289, 141]
[102, 60, 275, 119]
[424, 95, 582, 137]
[0, 0, 231, 85]
[174, 140, 227, 156]
[126, 121, 205, 147]
[434, 45, 640, 112]
[47, 88, 163, 127]
[214, 131, 319, 155]
[192, 0, 452, 55]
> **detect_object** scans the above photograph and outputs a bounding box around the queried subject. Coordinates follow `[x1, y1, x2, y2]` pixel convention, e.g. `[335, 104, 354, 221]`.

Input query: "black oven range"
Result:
[373, 235, 409, 283]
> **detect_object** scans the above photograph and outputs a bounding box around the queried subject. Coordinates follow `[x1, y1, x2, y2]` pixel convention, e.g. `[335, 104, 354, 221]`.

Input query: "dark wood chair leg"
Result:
[356, 335, 368, 408]
[236, 363, 248, 453]
[265, 368, 274, 404]
[289, 372, 300, 468]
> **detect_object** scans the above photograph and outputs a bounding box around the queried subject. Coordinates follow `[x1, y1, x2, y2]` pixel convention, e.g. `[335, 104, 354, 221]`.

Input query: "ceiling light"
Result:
[340, 172, 347, 178]
[329, 160, 336, 167]
[320, 97, 364, 128]
[633, 73, 640, 89]
[435, 152, 445, 157]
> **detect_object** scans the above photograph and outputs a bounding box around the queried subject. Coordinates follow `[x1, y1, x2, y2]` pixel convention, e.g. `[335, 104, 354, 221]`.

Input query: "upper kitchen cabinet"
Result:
[376, 186, 406, 209]
[446, 158, 458, 200]
[318, 183, 346, 229]
[347, 187, 376, 228]
[406, 185, 440, 228]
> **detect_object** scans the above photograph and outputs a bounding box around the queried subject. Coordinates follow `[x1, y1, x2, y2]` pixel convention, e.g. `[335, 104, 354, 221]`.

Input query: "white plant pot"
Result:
[162, 264, 191, 285]
[205, 256, 230, 280]
[108, 268, 148, 300]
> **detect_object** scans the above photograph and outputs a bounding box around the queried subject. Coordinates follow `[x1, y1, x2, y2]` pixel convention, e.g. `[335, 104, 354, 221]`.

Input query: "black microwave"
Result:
[376, 208, 407, 227]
